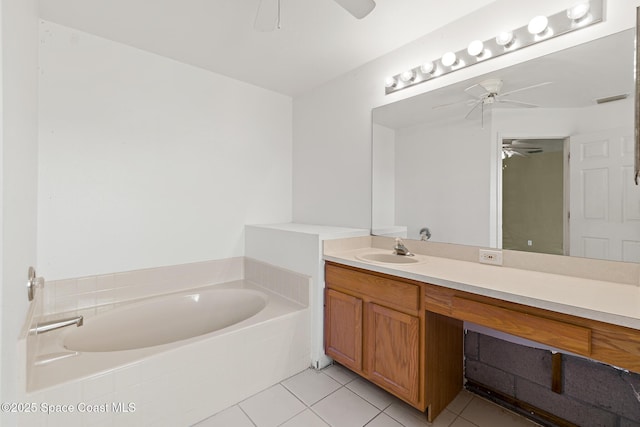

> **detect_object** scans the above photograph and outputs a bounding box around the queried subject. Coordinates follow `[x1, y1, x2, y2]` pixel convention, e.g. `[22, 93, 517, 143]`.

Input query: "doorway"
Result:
[501, 138, 568, 255]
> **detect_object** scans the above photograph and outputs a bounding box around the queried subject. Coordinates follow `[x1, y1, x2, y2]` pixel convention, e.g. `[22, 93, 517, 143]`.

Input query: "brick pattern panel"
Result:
[516, 377, 618, 426]
[464, 331, 640, 427]
[466, 359, 515, 396]
[478, 333, 552, 388]
[564, 357, 640, 422]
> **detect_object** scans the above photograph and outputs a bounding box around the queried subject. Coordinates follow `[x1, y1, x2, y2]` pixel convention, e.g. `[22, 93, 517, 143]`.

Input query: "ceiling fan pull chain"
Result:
[277, 0, 281, 30]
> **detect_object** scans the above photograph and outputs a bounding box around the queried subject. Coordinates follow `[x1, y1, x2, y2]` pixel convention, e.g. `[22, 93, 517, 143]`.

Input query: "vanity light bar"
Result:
[384, 0, 603, 95]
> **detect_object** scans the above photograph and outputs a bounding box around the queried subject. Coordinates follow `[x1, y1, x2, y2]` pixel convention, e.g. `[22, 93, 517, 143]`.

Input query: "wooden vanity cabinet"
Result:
[324, 288, 363, 372]
[424, 281, 640, 373]
[324, 262, 463, 421]
[326, 259, 640, 423]
[367, 302, 420, 403]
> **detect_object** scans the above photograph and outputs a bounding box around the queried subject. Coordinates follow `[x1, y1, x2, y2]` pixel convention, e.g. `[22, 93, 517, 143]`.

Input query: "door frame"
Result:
[494, 134, 569, 255]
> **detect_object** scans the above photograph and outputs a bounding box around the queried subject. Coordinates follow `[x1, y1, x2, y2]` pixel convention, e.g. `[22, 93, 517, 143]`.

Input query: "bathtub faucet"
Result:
[30, 315, 83, 335]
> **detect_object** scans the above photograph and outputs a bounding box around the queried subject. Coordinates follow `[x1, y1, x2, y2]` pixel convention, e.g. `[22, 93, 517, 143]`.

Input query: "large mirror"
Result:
[372, 29, 640, 263]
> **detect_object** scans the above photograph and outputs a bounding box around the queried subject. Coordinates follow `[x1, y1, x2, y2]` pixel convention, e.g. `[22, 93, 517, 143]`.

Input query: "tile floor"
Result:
[193, 364, 541, 427]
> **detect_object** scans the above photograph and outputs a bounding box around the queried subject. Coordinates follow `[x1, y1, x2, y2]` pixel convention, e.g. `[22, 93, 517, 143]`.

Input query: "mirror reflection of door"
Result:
[501, 138, 568, 255]
[569, 127, 640, 262]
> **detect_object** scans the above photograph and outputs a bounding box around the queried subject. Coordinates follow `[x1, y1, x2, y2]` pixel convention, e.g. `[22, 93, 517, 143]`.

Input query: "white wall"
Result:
[575, 97, 634, 133]
[292, 0, 640, 229]
[371, 123, 395, 229]
[38, 21, 293, 280]
[492, 99, 632, 138]
[395, 121, 491, 245]
[245, 223, 370, 370]
[0, 0, 39, 424]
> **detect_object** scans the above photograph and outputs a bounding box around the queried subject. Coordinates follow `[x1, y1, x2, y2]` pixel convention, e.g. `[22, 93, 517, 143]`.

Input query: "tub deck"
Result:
[28, 279, 305, 392]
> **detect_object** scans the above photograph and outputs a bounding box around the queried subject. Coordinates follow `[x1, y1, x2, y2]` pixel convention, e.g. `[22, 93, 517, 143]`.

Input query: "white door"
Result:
[569, 127, 640, 262]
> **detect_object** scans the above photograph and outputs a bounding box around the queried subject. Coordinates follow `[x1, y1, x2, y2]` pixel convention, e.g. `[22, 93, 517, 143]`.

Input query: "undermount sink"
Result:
[356, 252, 423, 265]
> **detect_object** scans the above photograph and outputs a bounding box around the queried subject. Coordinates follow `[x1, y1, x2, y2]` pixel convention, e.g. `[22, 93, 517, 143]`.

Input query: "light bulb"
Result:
[384, 76, 397, 88]
[528, 15, 549, 35]
[441, 52, 458, 67]
[400, 70, 416, 83]
[495, 31, 515, 47]
[567, 2, 590, 21]
[467, 40, 484, 57]
[420, 62, 435, 75]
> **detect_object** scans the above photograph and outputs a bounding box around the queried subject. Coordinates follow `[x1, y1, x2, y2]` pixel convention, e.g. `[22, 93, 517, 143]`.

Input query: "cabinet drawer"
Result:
[451, 296, 592, 356]
[325, 263, 420, 311]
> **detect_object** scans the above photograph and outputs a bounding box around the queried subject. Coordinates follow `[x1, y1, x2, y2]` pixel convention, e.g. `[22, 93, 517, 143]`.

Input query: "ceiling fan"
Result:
[255, 0, 376, 31]
[463, 78, 550, 119]
[433, 78, 553, 126]
[502, 140, 543, 159]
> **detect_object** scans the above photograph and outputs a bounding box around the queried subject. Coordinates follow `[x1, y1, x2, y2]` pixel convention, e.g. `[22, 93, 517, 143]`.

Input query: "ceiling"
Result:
[373, 28, 635, 129]
[38, 0, 498, 96]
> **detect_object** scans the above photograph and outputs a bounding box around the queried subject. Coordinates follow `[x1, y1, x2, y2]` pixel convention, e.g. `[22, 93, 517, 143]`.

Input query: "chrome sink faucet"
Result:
[393, 238, 414, 256]
[30, 315, 83, 335]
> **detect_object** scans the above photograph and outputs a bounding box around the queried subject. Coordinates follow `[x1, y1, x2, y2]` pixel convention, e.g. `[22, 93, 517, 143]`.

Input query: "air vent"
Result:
[596, 94, 629, 104]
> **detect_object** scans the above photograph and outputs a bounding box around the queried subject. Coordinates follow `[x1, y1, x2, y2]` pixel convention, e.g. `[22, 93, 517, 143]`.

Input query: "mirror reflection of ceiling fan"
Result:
[255, 0, 376, 31]
[502, 139, 543, 159]
[434, 78, 553, 126]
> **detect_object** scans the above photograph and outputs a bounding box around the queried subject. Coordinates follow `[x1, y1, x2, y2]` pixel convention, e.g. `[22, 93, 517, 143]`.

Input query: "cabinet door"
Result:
[367, 303, 420, 404]
[324, 288, 363, 371]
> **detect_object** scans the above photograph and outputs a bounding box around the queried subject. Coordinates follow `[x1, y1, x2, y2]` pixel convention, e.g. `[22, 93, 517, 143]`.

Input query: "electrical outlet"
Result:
[479, 249, 503, 265]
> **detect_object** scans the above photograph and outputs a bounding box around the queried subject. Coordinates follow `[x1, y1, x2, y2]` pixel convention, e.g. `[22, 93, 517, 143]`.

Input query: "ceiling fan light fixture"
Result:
[333, 0, 376, 19]
[254, 0, 375, 31]
[480, 78, 503, 95]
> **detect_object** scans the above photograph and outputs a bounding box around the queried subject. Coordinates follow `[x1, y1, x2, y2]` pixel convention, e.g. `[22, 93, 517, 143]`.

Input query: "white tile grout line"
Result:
[289, 367, 379, 426]
[237, 405, 258, 427]
[279, 381, 320, 426]
[281, 366, 428, 427]
[195, 366, 538, 427]
[222, 366, 413, 427]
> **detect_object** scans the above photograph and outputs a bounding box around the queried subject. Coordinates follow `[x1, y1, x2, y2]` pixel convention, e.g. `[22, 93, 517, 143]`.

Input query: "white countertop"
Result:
[324, 247, 640, 330]
[247, 223, 370, 239]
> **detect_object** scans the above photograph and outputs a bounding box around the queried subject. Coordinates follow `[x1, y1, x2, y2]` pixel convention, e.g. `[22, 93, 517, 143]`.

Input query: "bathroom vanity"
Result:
[324, 261, 462, 421]
[323, 237, 640, 422]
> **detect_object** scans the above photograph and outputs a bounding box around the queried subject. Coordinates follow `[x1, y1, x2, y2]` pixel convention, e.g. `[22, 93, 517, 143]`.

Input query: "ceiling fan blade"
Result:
[333, 0, 376, 19]
[500, 81, 552, 97]
[464, 83, 489, 99]
[499, 99, 540, 108]
[432, 99, 475, 110]
[254, 0, 279, 32]
[464, 101, 482, 119]
[503, 143, 542, 149]
[510, 151, 528, 157]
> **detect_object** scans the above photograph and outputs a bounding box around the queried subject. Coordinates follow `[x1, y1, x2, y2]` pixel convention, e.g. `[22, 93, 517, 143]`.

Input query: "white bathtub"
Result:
[29, 280, 302, 389]
[23, 268, 311, 427]
[63, 287, 267, 352]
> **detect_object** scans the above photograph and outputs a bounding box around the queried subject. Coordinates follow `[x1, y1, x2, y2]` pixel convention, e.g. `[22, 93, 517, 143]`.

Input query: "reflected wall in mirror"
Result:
[372, 29, 640, 263]
[502, 137, 567, 256]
